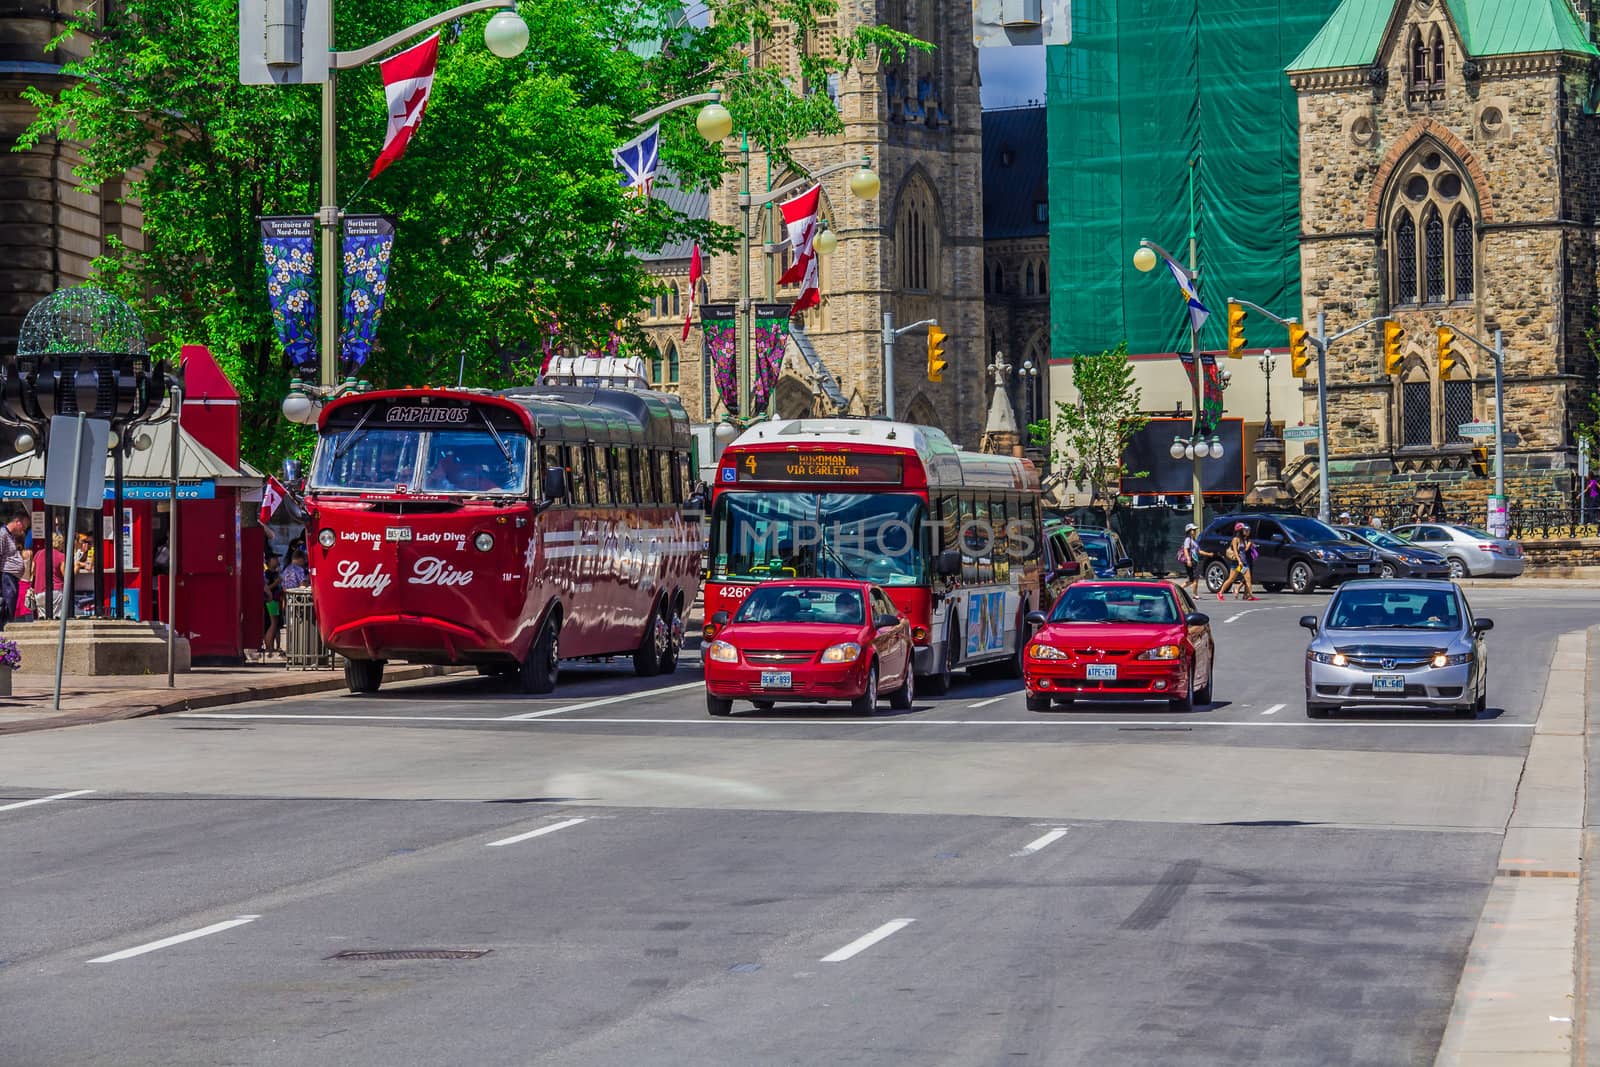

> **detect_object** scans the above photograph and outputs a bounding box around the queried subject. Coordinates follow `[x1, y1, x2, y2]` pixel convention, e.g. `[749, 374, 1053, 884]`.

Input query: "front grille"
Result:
[1070, 649, 1131, 659]
[746, 650, 814, 665]
[1344, 656, 1432, 670]
[1074, 679, 1149, 690]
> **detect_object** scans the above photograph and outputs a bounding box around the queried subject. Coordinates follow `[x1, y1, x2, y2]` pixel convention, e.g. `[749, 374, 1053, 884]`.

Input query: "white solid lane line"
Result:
[820, 919, 915, 963]
[485, 817, 587, 848]
[967, 696, 1006, 709]
[500, 681, 706, 720]
[1260, 703, 1286, 716]
[88, 916, 260, 964]
[1015, 828, 1069, 855]
[178, 712, 1536, 729]
[0, 789, 96, 813]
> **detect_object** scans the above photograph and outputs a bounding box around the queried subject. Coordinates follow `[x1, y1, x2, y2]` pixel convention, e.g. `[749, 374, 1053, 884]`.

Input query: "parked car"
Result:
[1300, 578, 1492, 718]
[1388, 523, 1525, 579]
[1042, 521, 1094, 603]
[1334, 525, 1450, 579]
[1197, 513, 1377, 594]
[702, 580, 914, 716]
[1074, 526, 1136, 578]
[1023, 579, 1215, 713]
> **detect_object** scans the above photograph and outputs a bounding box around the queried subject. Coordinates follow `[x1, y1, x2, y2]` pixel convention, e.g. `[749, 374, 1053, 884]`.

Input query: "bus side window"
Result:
[992, 497, 1010, 583]
[975, 498, 994, 583]
[568, 446, 591, 506]
[677, 452, 693, 504]
[625, 448, 642, 504]
[1015, 500, 1040, 561]
[959, 493, 979, 583]
[594, 448, 614, 505]
[938, 494, 959, 553]
[653, 450, 670, 504]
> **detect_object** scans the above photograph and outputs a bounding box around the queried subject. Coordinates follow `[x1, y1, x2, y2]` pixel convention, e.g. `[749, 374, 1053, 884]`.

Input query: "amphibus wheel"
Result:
[634, 602, 669, 678]
[659, 604, 683, 674]
[345, 657, 384, 694]
[519, 618, 560, 694]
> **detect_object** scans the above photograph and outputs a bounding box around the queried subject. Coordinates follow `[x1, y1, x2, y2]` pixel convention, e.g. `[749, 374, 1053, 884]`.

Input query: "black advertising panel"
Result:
[323, 397, 526, 435]
[1120, 418, 1246, 495]
[736, 450, 905, 484]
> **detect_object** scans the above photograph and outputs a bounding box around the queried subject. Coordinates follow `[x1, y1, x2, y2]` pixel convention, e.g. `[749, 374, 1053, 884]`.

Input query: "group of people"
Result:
[259, 545, 309, 658]
[1176, 521, 1261, 602]
[0, 505, 98, 630]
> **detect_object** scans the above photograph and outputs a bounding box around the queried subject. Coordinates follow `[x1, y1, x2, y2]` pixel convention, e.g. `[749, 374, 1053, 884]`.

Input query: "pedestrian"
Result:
[1177, 522, 1208, 595]
[1216, 521, 1259, 602]
[280, 548, 309, 591]
[0, 506, 27, 630]
[260, 553, 284, 658]
[15, 545, 33, 622]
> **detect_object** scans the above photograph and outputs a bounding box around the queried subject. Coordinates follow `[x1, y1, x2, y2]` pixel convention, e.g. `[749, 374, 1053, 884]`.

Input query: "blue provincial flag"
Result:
[613, 124, 660, 197]
[1158, 249, 1211, 335]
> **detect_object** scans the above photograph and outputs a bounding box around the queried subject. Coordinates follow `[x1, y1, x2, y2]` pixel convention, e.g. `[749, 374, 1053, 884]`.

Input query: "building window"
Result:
[650, 346, 664, 386]
[1410, 30, 1430, 85]
[1395, 214, 1417, 304]
[1452, 209, 1474, 300]
[1024, 263, 1035, 295]
[1038, 261, 1047, 291]
[1443, 379, 1473, 442]
[666, 342, 680, 385]
[1402, 380, 1433, 447]
[1431, 28, 1444, 85]
[1424, 207, 1446, 303]
[671, 285, 680, 318]
[1034, 201, 1048, 223]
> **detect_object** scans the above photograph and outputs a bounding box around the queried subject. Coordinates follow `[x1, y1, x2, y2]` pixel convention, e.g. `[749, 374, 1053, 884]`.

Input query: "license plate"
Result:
[385, 527, 413, 542]
[1372, 674, 1405, 693]
[1357, 564, 1371, 574]
[1086, 664, 1117, 680]
[759, 671, 792, 689]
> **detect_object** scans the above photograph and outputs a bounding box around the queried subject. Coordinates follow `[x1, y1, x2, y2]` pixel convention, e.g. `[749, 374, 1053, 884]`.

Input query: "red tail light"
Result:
[912, 626, 930, 644]
[1478, 543, 1496, 552]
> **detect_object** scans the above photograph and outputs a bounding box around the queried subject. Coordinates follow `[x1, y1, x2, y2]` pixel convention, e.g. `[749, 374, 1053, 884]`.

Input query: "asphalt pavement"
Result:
[0, 583, 1593, 1066]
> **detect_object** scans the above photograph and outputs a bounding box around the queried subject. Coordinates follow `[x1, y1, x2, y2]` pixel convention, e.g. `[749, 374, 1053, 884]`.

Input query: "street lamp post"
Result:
[1133, 237, 1209, 532]
[1021, 359, 1039, 433]
[1260, 349, 1276, 435]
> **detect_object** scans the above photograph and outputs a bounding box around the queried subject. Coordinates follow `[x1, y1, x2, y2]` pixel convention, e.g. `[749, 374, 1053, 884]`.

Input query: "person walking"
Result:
[1216, 521, 1258, 602]
[1177, 522, 1209, 595]
[0, 507, 26, 629]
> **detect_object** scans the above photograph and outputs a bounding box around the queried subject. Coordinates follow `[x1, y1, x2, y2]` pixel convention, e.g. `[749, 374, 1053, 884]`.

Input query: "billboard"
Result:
[1120, 417, 1246, 496]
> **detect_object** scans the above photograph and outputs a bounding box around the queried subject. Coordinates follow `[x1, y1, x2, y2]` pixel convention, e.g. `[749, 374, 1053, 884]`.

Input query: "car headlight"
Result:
[1432, 651, 1473, 668]
[1309, 548, 1334, 561]
[1309, 651, 1348, 666]
[1136, 645, 1181, 661]
[1028, 643, 1069, 660]
[821, 642, 862, 663]
[706, 640, 739, 663]
[474, 532, 495, 552]
[318, 528, 336, 549]
[1398, 555, 1418, 564]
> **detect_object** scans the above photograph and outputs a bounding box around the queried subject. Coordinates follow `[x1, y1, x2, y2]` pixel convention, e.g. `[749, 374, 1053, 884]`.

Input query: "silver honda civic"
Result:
[1300, 579, 1492, 718]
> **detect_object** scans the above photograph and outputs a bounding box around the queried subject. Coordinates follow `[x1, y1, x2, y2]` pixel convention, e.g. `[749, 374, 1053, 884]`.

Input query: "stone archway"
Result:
[772, 376, 816, 420]
[903, 393, 939, 428]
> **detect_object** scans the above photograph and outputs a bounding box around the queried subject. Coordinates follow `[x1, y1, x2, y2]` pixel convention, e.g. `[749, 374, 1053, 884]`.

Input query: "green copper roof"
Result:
[1288, 0, 1598, 71]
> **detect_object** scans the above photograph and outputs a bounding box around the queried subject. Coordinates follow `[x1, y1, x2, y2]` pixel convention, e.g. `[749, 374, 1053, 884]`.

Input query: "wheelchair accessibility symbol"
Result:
[721, 468, 736, 482]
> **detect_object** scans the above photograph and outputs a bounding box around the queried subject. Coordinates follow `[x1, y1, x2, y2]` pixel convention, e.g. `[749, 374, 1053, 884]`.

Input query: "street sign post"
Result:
[1458, 421, 1496, 437]
[45, 414, 110, 711]
[1281, 425, 1320, 441]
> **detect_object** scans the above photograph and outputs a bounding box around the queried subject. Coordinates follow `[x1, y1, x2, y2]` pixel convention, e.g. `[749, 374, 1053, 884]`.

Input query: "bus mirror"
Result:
[711, 611, 730, 626]
[934, 550, 962, 577]
[542, 467, 567, 501]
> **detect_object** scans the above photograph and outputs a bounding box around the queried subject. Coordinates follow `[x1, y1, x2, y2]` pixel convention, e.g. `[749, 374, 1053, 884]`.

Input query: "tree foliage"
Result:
[18, 0, 922, 469]
[1050, 343, 1148, 506]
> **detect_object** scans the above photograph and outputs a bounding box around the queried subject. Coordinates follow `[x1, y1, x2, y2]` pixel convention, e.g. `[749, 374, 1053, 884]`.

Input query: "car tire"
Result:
[1204, 561, 1229, 593]
[1193, 655, 1214, 705]
[921, 626, 957, 695]
[1447, 557, 1468, 580]
[1168, 664, 1195, 713]
[1288, 561, 1315, 594]
[889, 667, 915, 710]
[345, 657, 384, 694]
[633, 601, 668, 677]
[1306, 702, 1333, 719]
[1025, 692, 1052, 712]
[1379, 563, 1396, 579]
[517, 617, 560, 694]
[706, 695, 733, 717]
[850, 664, 879, 716]
[1263, 583, 1285, 594]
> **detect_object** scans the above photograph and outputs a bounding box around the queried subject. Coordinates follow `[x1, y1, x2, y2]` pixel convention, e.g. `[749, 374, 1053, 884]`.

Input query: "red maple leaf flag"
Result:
[369, 33, 441, 180]
[681, 243, 703, 341]
[776, 184, 822, 313]
[260, 476, 287, 526]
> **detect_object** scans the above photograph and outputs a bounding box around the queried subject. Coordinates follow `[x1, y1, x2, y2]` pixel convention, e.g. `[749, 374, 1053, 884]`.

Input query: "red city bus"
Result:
[704, 418, 1047, 692]
[306, 386, 702, 694]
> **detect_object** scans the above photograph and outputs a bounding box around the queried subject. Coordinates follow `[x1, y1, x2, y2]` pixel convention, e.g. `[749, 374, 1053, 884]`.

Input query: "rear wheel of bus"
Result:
[345, 657, 384, 694]
[634, 599, 674, 678]
[920, 624, 957, 695]
[518, 616, 560, 694]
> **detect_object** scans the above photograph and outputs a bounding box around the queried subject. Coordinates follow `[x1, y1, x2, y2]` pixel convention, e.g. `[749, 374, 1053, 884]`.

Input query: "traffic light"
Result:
[1383, 320, 1406, 375]
[1437, 325, 1457, 378]
[1470, 445, 1489, 477]
[1288, 322, 1310, 378]
[1226, 302, 1247, 358]
[926, 325, 947, 383]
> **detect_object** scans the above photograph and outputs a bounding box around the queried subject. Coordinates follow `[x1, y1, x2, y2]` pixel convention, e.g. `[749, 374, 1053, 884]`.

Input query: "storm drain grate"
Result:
[327, 949, 491, 961]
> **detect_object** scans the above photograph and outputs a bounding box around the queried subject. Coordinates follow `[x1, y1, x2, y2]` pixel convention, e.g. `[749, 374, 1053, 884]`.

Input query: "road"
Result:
[0, 584, 1592, 1066]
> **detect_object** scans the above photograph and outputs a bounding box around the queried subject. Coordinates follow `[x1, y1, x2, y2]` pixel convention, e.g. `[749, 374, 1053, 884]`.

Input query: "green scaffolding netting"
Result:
[1046, 0, 1341, 362]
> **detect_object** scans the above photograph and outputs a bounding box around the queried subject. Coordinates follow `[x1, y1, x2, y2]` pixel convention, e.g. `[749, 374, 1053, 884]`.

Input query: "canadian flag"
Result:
[775, 184, 822, 314]
[369, 33, 441, 180]
[681, 243, 702, 342]
[260, 476, 288, 526]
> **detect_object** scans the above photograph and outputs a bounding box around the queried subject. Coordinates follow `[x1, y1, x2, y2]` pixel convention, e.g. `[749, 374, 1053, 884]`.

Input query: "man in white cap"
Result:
[1178, 521, 1205, 595]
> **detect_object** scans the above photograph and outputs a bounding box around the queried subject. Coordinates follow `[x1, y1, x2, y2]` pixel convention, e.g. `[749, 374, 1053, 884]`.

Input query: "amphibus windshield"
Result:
[710, 492, 928, 585]
[312, 428, 529, 495]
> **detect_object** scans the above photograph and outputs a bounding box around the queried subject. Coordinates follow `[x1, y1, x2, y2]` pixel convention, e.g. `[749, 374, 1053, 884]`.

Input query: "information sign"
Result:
[737, 451, 904, 483]
[1281, 425, 1320, 441]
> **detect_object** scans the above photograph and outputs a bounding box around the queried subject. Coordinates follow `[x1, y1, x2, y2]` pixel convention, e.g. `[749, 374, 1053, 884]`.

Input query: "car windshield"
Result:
[1049, 585, 1178, 624]
[418, 431, 529, 494]
[312, 429, 423, 491]
[1452, 525, 1493, 539]
[1327, 587, 1462, 630]
[1357, 528, 1408, 551]
[734, 586, 864, 625]
[1076, 532, 1111, 566]
[1280, 516, 1341, 542]
[311, 427, 529, 495]
[710, 492, 927, 585]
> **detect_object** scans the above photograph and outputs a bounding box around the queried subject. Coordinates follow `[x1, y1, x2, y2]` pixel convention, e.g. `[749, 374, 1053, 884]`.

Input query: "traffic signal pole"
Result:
[1436, 321, 1507, 512]
[882, 311, 938, 419]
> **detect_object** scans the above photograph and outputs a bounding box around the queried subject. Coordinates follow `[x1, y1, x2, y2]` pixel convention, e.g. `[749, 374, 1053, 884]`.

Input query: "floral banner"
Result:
[1180, 354, 1226, 437]
[259, 216, 318, 368]
[701, 302, 738, 414]
[339, 215, 395, 369]
[698, 304, 791, 416]
[753, 303, 792, 413]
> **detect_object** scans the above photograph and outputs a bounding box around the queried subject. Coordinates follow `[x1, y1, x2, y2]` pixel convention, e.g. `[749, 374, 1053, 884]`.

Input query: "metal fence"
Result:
[283, 588, 335, 669]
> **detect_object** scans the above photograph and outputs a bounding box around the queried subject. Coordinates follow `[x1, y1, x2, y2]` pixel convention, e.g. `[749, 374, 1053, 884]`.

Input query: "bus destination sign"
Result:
[739, 451, 904, 483]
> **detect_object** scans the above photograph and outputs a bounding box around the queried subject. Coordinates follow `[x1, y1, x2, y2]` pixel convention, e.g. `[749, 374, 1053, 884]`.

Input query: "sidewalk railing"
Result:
[283, 588, 335, 670]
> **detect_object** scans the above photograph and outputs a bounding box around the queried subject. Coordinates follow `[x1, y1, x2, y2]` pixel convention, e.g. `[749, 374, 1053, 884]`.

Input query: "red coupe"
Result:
[1023, 580, 1215, 712]
[702, 580, 915, 716]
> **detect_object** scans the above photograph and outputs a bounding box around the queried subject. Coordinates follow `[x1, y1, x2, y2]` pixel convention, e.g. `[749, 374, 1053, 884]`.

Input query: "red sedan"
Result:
[702, 580, 915, 716]
[1023, 580, 1215, 713]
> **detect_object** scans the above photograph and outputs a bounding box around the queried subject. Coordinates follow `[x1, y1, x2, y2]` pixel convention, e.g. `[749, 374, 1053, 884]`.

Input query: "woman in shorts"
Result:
[1216, 522, 1258, 601]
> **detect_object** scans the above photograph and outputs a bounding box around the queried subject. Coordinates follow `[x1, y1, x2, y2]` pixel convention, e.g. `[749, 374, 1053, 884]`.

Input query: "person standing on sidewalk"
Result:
[0, 507, 28, 630]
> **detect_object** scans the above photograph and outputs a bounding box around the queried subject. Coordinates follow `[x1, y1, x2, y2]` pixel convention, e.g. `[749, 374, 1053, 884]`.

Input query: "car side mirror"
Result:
[874, 614, 900, 629]
[711, 611, 730, 626]
[1185, 612, 1209, 627]
[1026, 610, 1047, 627]
[934, 549, 962, 577]
[1052, 560, 1080, 578]
[1472, 617, 1494, 633]
[1116, 556, 1134, 569]
[542, 466, 567, 501]
[1271, 533, 1286, 543]
[1299, 615, 1319, 632]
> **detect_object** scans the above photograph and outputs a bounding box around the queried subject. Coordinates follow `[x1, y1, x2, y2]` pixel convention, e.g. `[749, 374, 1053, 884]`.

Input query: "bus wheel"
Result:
[659, 605, 684, 674]
[634, 602, 669, 677]
[921, 627, 956, 695]
[518, 618, 560, 694]
[997, 610, 1027, 679]
[345, 658, 384, 694]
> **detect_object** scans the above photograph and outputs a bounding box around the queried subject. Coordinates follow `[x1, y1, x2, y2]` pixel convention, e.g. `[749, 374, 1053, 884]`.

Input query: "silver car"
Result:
[1300, 579, 1492, 719]
[1389, 523, 1525, 579]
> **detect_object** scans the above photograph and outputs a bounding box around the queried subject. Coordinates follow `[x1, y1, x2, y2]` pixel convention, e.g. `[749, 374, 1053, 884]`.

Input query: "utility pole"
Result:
[881, 311, 937, 419]
[1435, 320, 1508, 535]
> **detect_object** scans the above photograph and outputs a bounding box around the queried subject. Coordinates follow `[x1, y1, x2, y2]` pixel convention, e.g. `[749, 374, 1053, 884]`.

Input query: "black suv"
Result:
[1197, 513, 1377, 594]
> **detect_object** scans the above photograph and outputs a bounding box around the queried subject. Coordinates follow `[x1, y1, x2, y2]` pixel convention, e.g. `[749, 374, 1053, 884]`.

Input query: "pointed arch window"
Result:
[650, 346, 664, 386]
[1395, 213, 1417, 305]
[1443, 377, 1474, 443]
[1024, 263, 1035, 295]
[1038, 261, 1047, 292]
[896, 185, 938, 294]
[1410, 30, 1430, 85]
[1424, 206, 1446, 303]
[1430, 28, 1444, 85]
[1402, 378, 1433, 447]
[666, 342, 680, 385]
[671, 285, 680, 318]
[1452, 209, 1474, 300]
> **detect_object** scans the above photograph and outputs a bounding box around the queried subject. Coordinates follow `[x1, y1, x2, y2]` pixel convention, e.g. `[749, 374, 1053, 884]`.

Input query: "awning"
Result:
[0, 420, 262, 491]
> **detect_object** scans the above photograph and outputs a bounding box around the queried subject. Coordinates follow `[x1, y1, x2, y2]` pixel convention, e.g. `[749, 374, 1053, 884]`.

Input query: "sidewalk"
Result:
[0, 662, 466, 736]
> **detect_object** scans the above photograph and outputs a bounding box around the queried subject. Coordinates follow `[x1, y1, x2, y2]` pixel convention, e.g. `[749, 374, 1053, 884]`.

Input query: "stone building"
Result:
[981, 106, 1052, 435]
[1288, 0, 1600, 508]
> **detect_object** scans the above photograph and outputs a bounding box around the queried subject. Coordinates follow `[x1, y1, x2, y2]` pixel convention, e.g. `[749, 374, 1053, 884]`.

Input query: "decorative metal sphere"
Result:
[1132, 246, 1158, 273]
[713, 421, 739, 446]
[14, 432, 34, 454]
[696, 102, 733, 142]
[133, 432, 153, 452]
[484, 9, 530, 58]
[17, 285, 148, 359]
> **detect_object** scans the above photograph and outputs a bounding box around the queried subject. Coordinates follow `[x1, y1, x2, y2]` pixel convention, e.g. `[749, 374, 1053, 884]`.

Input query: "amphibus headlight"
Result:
[474, 532, 495, 552]
[317, 528, 336, 549]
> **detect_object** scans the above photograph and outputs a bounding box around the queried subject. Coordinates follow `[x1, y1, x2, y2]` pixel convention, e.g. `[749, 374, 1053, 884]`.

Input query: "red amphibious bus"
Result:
[704, 418, 1047, 692]
[306, 385, 703, 694]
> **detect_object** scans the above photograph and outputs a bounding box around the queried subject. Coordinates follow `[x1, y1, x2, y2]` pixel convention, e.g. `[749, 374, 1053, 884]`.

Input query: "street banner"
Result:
[699, 304, 792, 416]
[1179, 354, 1225, 437]
[753, 303, 793, 412]
[701, 302, 738, 414]
[259, 216, 319, 368]
[370, 32, 439, 179]
[339, 215, 396, 368]
[613, 124, 660, 197]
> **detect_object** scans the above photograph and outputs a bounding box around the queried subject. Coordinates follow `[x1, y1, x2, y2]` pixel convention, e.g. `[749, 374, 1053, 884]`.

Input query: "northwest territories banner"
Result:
[339, 215, 396, 368]
[700, 303, 792, 416]
[259, 217, 318, 368]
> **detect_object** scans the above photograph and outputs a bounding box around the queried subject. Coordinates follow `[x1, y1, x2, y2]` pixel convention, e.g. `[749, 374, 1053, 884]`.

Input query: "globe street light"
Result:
[1132, 245, 1158, 274]
[483, 8, 530, 57]
[696, 101, 734, 142]
[813, 224, 839, 257]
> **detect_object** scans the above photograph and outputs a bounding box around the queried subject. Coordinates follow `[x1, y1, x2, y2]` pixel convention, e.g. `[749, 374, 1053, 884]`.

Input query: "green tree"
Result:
[18, 0, 921, 470]
[1050, 343, 1148, 507]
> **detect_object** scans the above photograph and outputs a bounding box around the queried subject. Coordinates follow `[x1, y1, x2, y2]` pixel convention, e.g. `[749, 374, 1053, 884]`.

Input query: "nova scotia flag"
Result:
[1158, 249, 1211, 335]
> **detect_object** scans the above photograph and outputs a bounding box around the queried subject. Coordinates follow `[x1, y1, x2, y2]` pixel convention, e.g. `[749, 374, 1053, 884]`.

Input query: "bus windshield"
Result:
[312, 427, 529, 495]
[711, 492, 928, 586]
